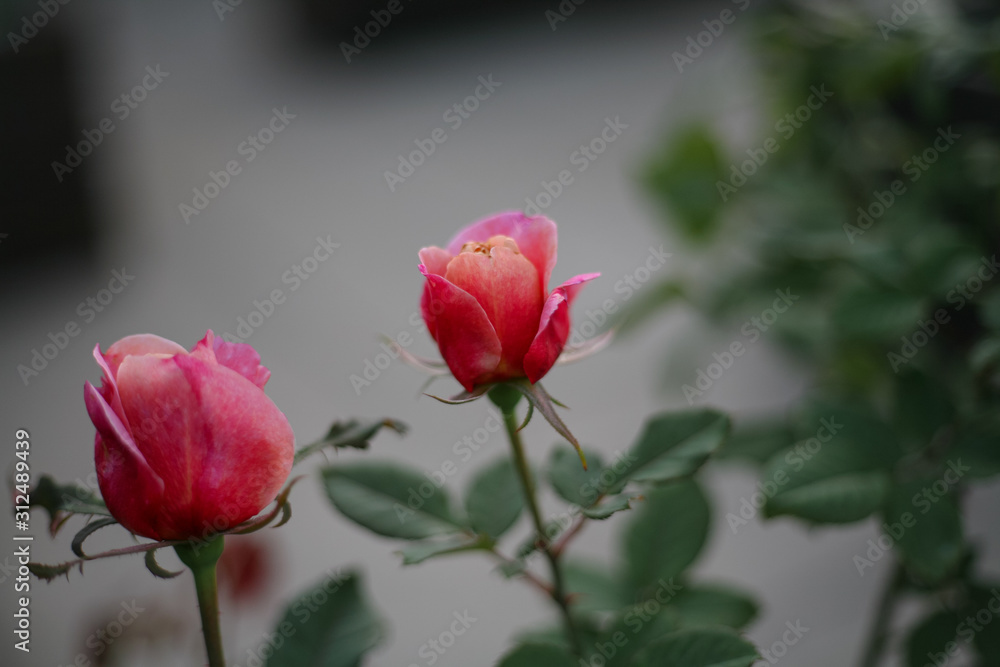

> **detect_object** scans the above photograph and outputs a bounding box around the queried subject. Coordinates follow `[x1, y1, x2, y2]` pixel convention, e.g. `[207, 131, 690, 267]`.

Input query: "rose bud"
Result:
[84, 331, 295, 542]
[418, 212, 599, 391]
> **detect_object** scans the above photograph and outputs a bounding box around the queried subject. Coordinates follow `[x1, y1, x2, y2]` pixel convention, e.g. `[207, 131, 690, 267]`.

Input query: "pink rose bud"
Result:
[84, 331, 295, 542]
[419, 212, 598, 391]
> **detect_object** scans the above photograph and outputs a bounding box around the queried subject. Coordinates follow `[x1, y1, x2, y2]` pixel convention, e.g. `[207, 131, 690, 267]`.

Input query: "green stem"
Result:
[860, 560, 903, 667]
[175, 536, 226, 667]
[501, 406, 583, 656]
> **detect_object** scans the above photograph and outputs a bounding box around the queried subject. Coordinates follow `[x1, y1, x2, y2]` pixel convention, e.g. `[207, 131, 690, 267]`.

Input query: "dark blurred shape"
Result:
[290, 0, 671, 51]
[0, 16, 98, 280]
[217, 536, 275, 606]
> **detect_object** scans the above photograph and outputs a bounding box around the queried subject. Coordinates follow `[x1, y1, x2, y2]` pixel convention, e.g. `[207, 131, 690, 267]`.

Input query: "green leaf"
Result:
[625, 480, 710, 591]
[28, 475, 110, 531]
[905, 610, 961, 667]
[398, 534, 486, 565]
[764, 470, 889, 524]
[599, 601, 679, 667]
[581, 494, 634, 519]
[717, 421, 795, 465]
[644, 126, 727, 242]
[495, 642, 577, 667]
[294, 418, 406, 465]
[669, 584, 759, 630]
[892, 371, 955, 449]
[950, 421, 1000, 479]
[266, 571, 384, 667]
[321, 461, 466, 540]
[884, 478, 964, 584]
[633, 627, 759, 667]
[968, 585, 1000, 661]
[464, 457, 523, 539]
[613, 410, 730, 490]
[762, 403, 897, 524]
[832, 287, 925, 341]
[970, 336, 1000, 374]
[548, 447, 606, 508]
[563, 560, 629, 613]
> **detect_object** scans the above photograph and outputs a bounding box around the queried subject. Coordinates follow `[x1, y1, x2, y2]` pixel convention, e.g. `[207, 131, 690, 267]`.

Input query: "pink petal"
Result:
[114, 354, 294, 540]
[85, 381, 166, 540]
[523, 273, 600, 383]
[102, 334, 187, 378]
[418, 246, 453, 278]
[419, 268, 502, 391]
[189, 331, 271, 387]
[420, 282, 440, 342]
[92, 344, 129, 429]
[446, 212, 557, 293]
[444, 242, 545, 376]
[212, 332, 271, 388]
[418, 246, 456, 341]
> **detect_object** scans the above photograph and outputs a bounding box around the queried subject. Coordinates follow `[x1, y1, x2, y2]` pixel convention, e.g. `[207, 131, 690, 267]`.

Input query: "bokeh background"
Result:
[2, 0, 998, 665]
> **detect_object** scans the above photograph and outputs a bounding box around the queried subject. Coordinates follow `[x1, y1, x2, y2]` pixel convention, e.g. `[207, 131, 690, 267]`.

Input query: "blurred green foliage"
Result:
[636, 1, 1000, 664]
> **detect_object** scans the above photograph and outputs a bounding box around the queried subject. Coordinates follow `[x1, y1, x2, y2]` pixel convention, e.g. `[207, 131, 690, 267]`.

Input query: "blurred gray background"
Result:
[2, 0, 998, 665]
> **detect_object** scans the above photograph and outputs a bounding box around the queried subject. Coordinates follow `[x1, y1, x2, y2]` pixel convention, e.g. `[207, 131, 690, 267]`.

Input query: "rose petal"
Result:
[85, 381, 166, 540]
[446, 212, 557, 293]
[212, 332, 271, 388]
[444, 243, 545, 375]
[523, 273, 599, 383]
[418, 246, 453, 278]
[103, 334, 187, 378]
[115, 354, 294, 540]
[419, 268, 502, 391]
[92, 344, 129, 429]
